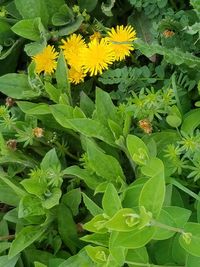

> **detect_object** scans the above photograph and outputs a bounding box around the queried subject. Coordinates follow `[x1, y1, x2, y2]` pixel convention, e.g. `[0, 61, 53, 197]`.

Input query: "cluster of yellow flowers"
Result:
[32, 25, 137, 85]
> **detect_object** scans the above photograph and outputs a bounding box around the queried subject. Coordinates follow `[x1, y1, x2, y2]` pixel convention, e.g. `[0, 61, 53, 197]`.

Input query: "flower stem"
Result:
[151, 219, 184, 234]
[125, 261, 184, 267]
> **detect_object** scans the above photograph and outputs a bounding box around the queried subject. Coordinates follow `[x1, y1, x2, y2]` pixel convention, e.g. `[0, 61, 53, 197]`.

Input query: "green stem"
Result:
[170, 178, 200, 202]
[125, 261, 184, 267]
[171, 73, 182, 115]
[123, 113, 132, 137]
[0, 234, 15, 241]
[151, 219, 184, 234]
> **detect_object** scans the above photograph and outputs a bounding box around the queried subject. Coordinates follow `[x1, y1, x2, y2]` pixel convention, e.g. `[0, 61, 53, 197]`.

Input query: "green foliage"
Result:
[1, 0, 200, 266]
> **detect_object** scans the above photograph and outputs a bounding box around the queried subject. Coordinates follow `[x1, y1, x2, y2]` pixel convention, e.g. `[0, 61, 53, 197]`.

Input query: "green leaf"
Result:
[181, 109, 200, 135]
[62, 166, 103, 190]
[85, 245, 109, 264]
[139, 171, 165, 218]
[52, 4, 74, 26]
[141, 157, 164, 178]
[186, 254, 200, 267]
[0, 255, 19, 267]
[0, 20, 15, 46]
[24, 248, 56, 265]
[44, 0, 65, 19]
[0, 242, 11, 254]
[21, 177, 47, 197]
[17, 101, 50, 115]
[58, 15, 84, 36]
[153, 209, 176, 240]
[42, 188, 62, 209]
[45, 82, 61, 103]
[0, 181, 20, 206]
[101, 0, 116, 16]
[68, 118, 115, 145]
[15, 0, 49, 26]
[126, 247, 149, 266]
[163, 206, 191, 228]
[78, 0, 98, 12]
[8, 226, 45, 258]
[82, 192, 103, 216]
[34, 262, 47, 267]
[122, 183, 146, 208]
[126, 134, 149, 165]
[190, 0, 200, 18]
[166, 115, 182, 128]
[80, 91, 95, 118]
[179, 222, 200, 257]
[18, 195, 45, 218]
[59, 250, 93, 267]
[24, 41, 46, 57]
[105, 208, 140, 231]
[50, 104, 74, 129]
[95, 88, 119, 128]
[86, 139, 125, 182]
[0, 172, 26, 198]
[40, 148, 61, 170]
[135, 39, 200, 68]
[128, 12, 153, 43]
[11, 17, 46, 41]
[112, 226, 155, 249]
[62, 188, 81, 216]
[109, 234, 127, 266]
[83, 214, 108, 233]
[56, 52, 70, 96]
[0, 73, 38, 99]
[57, 203, 79, 253]
[81, 233, 109, 247]
[102, 183, 122, 217]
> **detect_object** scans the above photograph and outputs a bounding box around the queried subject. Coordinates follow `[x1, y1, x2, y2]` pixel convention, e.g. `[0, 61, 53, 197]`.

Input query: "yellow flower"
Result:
[90, 31, 102, 42]
[69, 67, 86, 84]
[81, 38, 115, 76]
[32, 45, 58, 75]
[60, 34, 86, 70]
[107, 25, 137, 61]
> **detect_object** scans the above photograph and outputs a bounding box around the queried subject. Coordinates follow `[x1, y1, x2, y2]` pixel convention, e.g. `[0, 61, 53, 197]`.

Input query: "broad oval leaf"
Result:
[179, 222, 200, 257]
[139, 173, 165, 218]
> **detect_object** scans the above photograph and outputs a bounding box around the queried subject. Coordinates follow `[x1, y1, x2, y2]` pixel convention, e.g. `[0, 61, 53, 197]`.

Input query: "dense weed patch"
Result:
[0, 0, 200, 266]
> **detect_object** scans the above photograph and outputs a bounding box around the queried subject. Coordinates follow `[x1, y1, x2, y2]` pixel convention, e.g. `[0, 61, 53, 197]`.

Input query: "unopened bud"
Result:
[33, 127, 44, 138]
[6, 139, 17, 151]
[5, 97, 15, 107]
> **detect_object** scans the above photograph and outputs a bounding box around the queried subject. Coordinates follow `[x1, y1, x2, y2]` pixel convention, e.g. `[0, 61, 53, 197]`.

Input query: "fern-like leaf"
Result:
[135, 39, 200, 68]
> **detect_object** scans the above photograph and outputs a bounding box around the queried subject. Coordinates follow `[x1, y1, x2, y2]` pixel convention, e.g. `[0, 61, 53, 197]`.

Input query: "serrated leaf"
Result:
[135, 39, 200, 68]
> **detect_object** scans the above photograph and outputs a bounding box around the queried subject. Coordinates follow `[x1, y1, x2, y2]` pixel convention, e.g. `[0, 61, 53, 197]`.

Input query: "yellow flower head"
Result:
[32, 45, 58, 75]
[90, 31, 102, 42]
[60, 34, 86, 70]
[69, 67, 86, 84]
[107, 25, 137, 61]
[81, 38, 115, 76]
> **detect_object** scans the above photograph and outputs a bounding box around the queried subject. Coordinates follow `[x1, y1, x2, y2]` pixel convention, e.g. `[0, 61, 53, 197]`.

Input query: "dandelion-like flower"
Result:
[81, 38, 115, 76]
[69, 67, 86, 84]
[60, 34, 86, 70]
[32, 45, 58, 75]
[107, 25, 137, 61]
